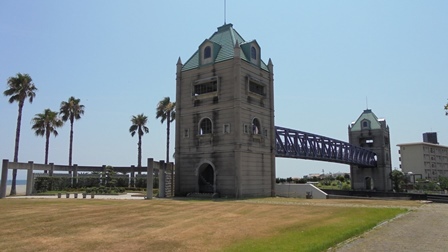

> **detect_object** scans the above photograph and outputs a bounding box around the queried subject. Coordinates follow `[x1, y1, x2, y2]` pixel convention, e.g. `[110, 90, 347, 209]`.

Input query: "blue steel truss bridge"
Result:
[275, 126, 377, 167]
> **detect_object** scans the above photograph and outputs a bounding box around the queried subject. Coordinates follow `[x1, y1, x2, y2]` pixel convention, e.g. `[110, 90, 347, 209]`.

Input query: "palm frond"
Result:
[4, 73, 37, 105]
[31, 109, 63, 138]
[60, 96, 85, 122]
[130, 114, 149, 137]
[156, 97, 176, 124]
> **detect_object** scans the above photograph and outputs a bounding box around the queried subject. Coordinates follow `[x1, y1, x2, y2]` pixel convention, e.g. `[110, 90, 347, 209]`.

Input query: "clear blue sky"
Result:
[1, 1, 447, 180]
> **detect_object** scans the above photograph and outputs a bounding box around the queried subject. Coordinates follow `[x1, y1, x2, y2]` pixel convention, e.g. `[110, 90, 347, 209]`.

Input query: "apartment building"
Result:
[397, 133, 448, 180]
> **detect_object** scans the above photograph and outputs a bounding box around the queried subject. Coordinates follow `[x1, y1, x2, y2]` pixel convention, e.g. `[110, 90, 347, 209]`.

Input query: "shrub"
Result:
[77, 173, 101, 188]
[34, 176, 71, 193]
[115, 176, 129, 187]
[297, 178, 307, 184]
[134, 176, 159, 189]
[135, 178, 147, 188]
[342, 183, 351, 190]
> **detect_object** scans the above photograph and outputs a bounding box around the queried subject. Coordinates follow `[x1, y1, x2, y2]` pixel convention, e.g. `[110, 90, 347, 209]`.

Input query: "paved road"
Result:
[332, 203, 448, 252]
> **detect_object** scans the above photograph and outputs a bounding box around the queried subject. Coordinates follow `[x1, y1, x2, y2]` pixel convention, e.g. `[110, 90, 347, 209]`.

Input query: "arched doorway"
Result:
[198, 163, 214, 193]
[365, 177, 374, 190]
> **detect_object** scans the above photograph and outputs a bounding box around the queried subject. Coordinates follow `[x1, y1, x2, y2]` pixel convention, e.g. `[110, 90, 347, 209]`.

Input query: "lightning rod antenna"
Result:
[224, 0, 227, 25]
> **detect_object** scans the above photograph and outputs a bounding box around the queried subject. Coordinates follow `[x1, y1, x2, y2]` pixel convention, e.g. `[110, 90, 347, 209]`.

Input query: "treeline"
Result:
[276, 173, 351, 190]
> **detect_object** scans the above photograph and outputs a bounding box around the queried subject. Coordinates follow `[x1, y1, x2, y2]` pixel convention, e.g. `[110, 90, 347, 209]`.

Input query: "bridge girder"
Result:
[275, 126, 377, 167]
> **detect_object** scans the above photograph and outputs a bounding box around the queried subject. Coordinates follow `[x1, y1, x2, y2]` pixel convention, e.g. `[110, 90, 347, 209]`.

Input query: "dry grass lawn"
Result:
[0, 198, 423, 252]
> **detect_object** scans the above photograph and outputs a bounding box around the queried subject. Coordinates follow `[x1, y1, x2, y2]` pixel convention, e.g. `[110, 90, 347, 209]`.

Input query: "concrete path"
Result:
[332, 203, 448, 252]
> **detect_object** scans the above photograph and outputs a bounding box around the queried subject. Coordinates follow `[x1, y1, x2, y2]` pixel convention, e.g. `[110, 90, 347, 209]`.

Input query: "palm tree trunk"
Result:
[10, 101, 24, 196]
[68, 120, 74, 174]
[166, 114, 172, 196]
[44, 131, 50, 173]
[137, 134, 142, 175]
[166, 114, 170, 166]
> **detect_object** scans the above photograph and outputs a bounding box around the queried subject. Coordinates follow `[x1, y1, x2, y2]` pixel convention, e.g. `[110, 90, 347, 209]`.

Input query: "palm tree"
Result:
[3, 73, 37, 195]
[31, 109, 64, 167]
[60, 96, 85, 171]
[129, 114, 149, 171]
[156, 97, 176, 195]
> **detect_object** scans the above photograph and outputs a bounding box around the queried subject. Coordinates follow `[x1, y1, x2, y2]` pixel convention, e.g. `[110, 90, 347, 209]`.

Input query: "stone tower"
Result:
[174, 24, 275, 198]
[349, 109, 392, 191]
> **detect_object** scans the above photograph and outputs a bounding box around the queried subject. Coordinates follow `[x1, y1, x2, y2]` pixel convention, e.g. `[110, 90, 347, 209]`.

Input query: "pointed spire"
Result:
[177, 57, 183, 73]
[234, 39, 240, 48]
[268, 58, 273, 72]
[233, 40, 240, 58]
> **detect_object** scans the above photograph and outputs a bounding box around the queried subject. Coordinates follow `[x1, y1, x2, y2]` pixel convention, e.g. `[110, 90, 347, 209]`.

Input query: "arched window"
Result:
[250, 46, 257, 60]
[252, 118, 261, 134]
[361, 119, 370, 129]
[199, 118, 212, 135]
[204, 46, 211, 59]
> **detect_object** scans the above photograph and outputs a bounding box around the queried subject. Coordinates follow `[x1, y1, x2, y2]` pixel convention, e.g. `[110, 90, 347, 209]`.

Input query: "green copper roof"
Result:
[350, 109, 383, 131]
[182, 23, 269, 72]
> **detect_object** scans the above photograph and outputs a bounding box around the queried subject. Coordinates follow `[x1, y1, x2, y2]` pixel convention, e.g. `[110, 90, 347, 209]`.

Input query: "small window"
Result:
[223, 124, 230, 134]
[251, 46, 256, 60]
[204, 46, 211, 59]
[184, 129, 189, 138]
[199, 118, 212, 135]
[263, 129, 268, 137]
[361, 119, 370, 129]
[243, 124, 249, 134]
[252, 118, 261, 135]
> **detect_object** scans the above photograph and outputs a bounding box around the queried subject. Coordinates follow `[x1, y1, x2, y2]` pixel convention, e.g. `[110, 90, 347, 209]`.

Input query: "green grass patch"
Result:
[0, 198, 413, 252]
[223, 207, 406, 252]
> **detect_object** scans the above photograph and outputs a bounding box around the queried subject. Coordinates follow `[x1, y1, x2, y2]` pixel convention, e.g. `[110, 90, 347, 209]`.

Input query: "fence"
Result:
[0, 158, 174, 199]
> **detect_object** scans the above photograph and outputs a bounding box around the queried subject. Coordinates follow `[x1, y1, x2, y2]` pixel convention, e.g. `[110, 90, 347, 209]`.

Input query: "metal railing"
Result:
[275, 126, 377, 167]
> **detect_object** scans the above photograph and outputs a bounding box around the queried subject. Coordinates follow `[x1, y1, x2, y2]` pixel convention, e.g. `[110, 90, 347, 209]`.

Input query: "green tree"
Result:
[3, 73, 37, 195]
[336, 175, 345, 183]
[344, 173, 350, 181]
[155, 97, 176, 194]
[389, 170, 405, 192]
[438, 176, 448, 191]
[60, 96, 85, 170]
[103, 166, 117, 188]
[129, 114, 149, 171]
[31, 109, 64, 166]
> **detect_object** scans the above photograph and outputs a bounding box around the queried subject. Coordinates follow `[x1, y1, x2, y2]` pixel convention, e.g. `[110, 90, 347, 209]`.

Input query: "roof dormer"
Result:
[181, 24, 270, 72]
[241, 40, 260, 67]
[199, 40, 221, 66]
